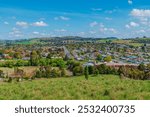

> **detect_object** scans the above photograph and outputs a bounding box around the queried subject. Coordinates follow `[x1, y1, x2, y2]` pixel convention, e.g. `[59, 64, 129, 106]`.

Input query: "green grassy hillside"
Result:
[0, 75, 150, 100]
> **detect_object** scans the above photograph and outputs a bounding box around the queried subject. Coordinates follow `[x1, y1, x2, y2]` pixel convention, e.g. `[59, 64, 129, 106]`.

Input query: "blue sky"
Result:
[0, 0, 150, 39]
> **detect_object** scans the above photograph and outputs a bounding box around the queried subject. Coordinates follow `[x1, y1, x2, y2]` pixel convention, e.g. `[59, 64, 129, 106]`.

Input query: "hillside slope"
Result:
[0, 75, 150, 100]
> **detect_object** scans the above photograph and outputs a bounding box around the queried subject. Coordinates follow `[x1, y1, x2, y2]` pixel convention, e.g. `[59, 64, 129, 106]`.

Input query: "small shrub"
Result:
[7, 77, 12, 83]
[103, 90, 109, 96]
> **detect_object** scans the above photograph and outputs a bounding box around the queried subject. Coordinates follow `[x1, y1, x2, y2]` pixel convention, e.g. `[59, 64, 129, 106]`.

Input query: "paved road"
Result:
[63, 46, 72, 59]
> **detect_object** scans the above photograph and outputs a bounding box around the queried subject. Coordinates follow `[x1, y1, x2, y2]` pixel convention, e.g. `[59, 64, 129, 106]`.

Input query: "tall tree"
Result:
[14, 52, 22, 59]
[84, 66, 89, 80]
[30, 51, 39, 66]
[138, 63, 145, 71]
[104, 55, 112, 62]
[96, 54, 102, 61]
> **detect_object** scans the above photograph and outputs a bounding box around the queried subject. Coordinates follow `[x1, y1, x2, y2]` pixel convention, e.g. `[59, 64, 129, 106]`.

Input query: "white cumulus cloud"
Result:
[60, 16, 70, 20]
[33, 31, 40, 35]
[78, 32, 85, 36]
[125, 24, 130, 28]
[90, 21, 98, 27]
[128, 0, 133, 5]
[91, 8, 102, 11]
[137, 30, 145, 33]
[130, 22, 139, 27]
[9, 27, 23, 38]
[100, 27, 117, 33]
[16, 21, 28, 27]
[32, 21, 48, 27]
[4, 21, 9, 25]
[54, 16, 70, 21]
[126, 22, 139, 28]
[55, 29, 67, 32]
[89, 31, 96, 34]
[131, 9, 150, 17]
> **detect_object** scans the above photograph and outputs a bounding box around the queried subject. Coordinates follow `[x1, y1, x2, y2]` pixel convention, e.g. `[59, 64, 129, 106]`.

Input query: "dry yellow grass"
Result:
[0, 67, 38, 77]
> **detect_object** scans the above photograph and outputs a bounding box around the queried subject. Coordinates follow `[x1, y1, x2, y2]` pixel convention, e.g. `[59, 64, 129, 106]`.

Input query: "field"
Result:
[112, 40, 143, 47]
[0, 75, 150, 100]
[97, 39, 143, 47]
[0, 67, 38, 77]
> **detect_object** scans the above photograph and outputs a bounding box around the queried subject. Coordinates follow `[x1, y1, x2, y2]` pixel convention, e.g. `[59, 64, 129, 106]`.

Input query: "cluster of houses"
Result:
[0, 46, 65, 61]
[67, 43, 150, 66]
[0, 40, 149, 68]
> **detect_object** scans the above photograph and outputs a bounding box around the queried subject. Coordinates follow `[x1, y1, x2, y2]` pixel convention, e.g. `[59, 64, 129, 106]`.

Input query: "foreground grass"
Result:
[0, 75, 150, 100]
